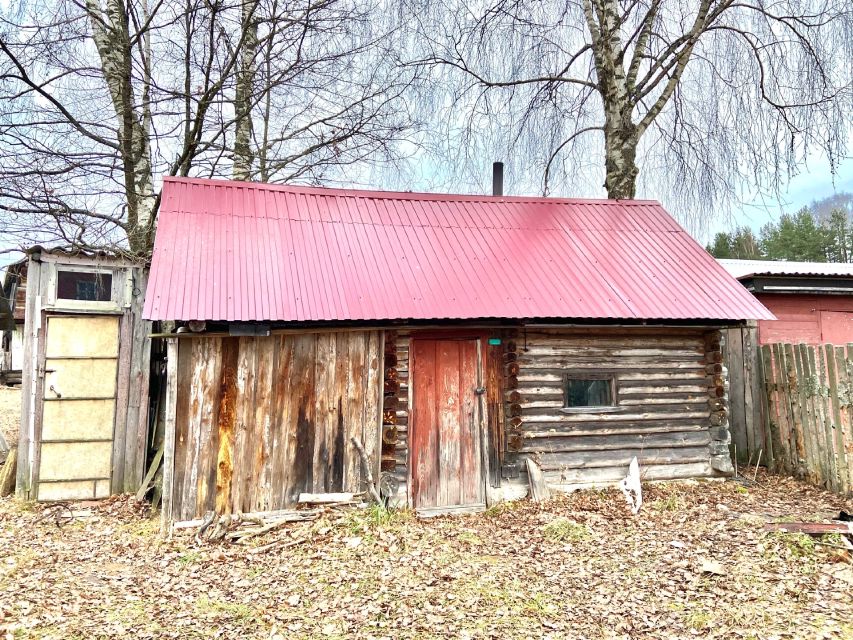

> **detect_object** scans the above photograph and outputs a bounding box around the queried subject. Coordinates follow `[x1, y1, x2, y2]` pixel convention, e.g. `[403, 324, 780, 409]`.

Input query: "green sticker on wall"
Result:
[488, 338, 502, 345]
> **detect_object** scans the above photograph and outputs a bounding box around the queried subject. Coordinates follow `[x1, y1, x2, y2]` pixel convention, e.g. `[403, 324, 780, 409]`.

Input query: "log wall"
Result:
[169, 331, 382, 520]
[506, 329, 730, 487]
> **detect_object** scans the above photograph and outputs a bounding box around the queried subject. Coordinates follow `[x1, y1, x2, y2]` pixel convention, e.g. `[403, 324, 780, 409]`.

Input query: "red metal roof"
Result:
[144, 177, 773, 323]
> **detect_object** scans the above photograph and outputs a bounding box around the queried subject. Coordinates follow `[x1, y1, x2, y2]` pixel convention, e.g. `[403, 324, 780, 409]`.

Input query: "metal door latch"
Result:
[49, 385, 62, 398]
[474, 386, 486, 395]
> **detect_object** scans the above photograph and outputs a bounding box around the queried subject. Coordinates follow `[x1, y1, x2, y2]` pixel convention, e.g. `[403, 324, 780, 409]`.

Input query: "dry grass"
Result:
[0, 471, 851, 639]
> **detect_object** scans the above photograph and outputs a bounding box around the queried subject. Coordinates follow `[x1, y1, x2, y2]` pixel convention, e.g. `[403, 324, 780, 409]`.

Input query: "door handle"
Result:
[49, 384, 62, 399]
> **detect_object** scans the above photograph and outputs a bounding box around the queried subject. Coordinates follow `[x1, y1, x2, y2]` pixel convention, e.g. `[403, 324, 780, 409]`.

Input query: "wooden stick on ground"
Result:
[351, 436, 382, 504]
[135, 445, 164, 502]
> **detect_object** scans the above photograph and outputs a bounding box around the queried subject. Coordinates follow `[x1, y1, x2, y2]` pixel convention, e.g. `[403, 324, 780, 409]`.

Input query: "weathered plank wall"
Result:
[170, 331, 382, 520]
[506, 329, 728, 487]
[761, 343, 853, 494]
[724, 325, 762, 464]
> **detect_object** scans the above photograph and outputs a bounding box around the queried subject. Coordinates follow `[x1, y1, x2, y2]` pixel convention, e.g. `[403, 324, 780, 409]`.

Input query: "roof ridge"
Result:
[162, 175, 661, 206]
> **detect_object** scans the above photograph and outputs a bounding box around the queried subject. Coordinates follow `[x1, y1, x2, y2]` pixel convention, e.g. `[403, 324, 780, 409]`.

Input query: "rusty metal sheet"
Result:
[144, 177, 774, 323]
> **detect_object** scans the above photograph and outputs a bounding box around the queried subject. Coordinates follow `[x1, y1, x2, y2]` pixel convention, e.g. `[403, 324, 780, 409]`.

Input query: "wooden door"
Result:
[410, 338, 485, 511]
[37, 315, 119, 500]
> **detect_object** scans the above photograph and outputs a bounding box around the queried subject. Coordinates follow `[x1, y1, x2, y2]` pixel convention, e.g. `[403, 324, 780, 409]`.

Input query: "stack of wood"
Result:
[504, 340, 523, 453]
[175, 492, 362, 544]
[0, 369, 21, 387]
[0, 431, 14, 497]
[705, 330, 733, 474]
[381, 333, 399, 472]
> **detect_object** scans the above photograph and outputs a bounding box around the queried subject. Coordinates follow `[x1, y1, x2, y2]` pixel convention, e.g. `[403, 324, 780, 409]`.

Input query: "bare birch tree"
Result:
[0, 0, 413, 257]
[404, 0, 852, 230]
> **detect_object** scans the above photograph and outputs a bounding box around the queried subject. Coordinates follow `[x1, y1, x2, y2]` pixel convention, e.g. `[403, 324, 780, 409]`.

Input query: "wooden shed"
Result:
[719, 260, 853, 345]
[145, 178, 772, 520]
[15, 249, 152, 501]
[1, 258, 27, 384]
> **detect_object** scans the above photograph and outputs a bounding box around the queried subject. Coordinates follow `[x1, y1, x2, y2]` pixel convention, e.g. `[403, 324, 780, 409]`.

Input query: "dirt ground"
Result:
[0, 387, 20, 449]
[1, 471, 851, 640]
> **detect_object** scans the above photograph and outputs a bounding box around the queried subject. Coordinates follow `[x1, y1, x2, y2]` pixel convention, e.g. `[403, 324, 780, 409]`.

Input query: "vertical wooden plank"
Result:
[759, 345, 781, 472]
[125, 268, 152, 493]
[459, 339, 482, 505]
[111, 311, 133, 494]
[768, 344, 787, 472]
[796, 344, 818, 484]
[778, 344, 797, 473]
[231, 337, 258, 513]
[286, 334, 316, 503]
[16, 257, 40, 498]
[743, 327, 763, 462]
[841, 346, 853, 493]
[328, 333, 348, 492]
[214, 338, 239, 515]
[410, 339, 438, 509]
[252, 336, 275, 511]
[368, 331, 384, 488]
[194, 339, 222, 515]
[815, 346, 838, 491]
[312, 333, 333, 493]
[160, 338, 178, 533]
[486, 340, 504, 488]
[785, 344, 806, 477]
[437, 340, 462, 506]
[825, 345, 848, 494]
[269, 335, 292, 510]
[171, 339, 192, 519]
[343, 333, 366, 492]
[810, 345, 832, 487]
[727, 328, 748, 461]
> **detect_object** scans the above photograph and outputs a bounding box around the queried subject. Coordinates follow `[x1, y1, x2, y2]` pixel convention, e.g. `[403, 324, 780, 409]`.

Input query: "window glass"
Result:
[57, 271, 113, 302]
[564, 377, 614, 408]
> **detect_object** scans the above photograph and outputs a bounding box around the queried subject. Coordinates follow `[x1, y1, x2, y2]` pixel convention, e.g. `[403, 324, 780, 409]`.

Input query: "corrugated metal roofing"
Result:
[719, 259, 853, 279]
[143, 177, 773, 323]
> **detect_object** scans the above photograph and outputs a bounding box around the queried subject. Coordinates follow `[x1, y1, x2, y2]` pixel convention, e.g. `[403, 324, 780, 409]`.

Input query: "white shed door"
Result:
[37, 315, 119, 501]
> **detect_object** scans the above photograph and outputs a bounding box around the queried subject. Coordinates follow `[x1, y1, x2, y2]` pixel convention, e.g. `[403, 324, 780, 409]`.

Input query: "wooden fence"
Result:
[757, 343, 853, 494]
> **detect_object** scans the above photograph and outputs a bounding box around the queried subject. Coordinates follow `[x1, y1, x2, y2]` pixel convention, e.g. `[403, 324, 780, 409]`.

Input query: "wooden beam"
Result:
[160, 338, 179, 534]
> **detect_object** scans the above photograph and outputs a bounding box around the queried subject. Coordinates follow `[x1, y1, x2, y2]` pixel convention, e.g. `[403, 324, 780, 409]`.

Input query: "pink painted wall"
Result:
[756, 294, 853, 345]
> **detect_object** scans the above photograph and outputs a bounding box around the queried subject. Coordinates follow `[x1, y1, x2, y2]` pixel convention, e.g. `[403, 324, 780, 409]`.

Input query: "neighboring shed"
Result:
[719, 260, 853, 345]
[15, 249, 152, 501]
[145, 177, 772, 520]
[1, 259, 27, 381]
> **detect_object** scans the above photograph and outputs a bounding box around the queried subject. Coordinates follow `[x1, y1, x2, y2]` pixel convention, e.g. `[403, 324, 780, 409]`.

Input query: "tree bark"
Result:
[86, 0, 156, 253]
[233, 0, 259, 181]
[603, 117, 639, 200]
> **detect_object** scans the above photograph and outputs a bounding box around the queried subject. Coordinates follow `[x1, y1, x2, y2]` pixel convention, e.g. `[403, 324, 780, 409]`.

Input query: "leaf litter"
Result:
[0, 470, 851, 639]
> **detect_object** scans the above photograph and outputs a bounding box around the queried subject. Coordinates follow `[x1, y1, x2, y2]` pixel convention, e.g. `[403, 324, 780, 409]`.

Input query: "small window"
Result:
[56, 270, 113, 302]
[563, 374, 617, 410]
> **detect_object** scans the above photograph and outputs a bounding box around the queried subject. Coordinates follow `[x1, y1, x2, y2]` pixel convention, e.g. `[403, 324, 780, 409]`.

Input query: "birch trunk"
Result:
[86, 0, 156, 253]
[233, 0, 259, 181]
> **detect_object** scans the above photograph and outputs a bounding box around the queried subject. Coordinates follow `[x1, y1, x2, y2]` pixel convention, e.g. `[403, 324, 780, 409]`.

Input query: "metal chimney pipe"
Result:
[492, 162, 504, 197]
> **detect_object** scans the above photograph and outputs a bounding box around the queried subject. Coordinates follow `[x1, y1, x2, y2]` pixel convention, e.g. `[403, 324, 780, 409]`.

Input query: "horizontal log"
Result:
[543, 461, 714, 486]
[508, 390, 522, 404]
[520, 430, 711, 454]
[518, 371, 706, 384]
[705, 363, 723, 375]
[705, 351, 723, 364]
[298, 493, 357, 504]
[506, 362, 520, 376]
[518, 399, 711, 413]
[536, 446, 711, 471]
[516, 357, 706, 369]
[521, 420, 709, 437]
[520, 335, 704, 348]
[520, 410, 710, 424]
